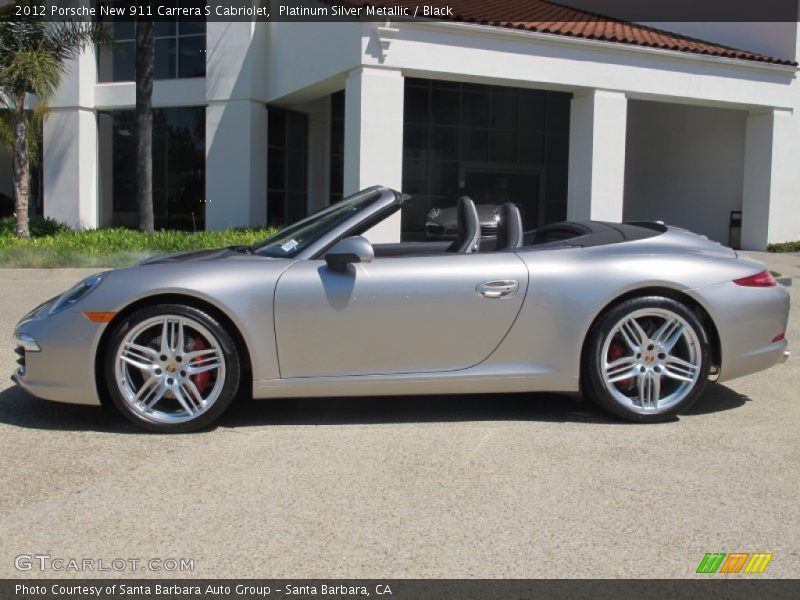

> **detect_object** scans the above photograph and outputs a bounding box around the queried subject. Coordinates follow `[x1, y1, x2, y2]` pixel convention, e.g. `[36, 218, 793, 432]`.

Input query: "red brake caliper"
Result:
[608, 341, 634, 389]
[190, 337, 212, 393]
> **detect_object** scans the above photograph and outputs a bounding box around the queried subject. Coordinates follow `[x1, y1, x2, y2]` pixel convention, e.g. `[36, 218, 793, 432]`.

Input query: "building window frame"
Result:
[97, 5, 206, 83]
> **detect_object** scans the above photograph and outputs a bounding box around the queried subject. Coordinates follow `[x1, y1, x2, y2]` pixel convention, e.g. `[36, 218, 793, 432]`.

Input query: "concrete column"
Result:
[741, 108, 799, 249]
[204, 21, 268, 230]
[567, 90, 628, 222]
[43, 108, 98, 229]
[44, 48, 98, 229]
[344, 66, 404, 243]
[205, 100, 268, 229]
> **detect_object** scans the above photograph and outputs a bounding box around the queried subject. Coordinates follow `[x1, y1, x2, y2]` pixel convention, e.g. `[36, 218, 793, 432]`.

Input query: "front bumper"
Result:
[12, 304, 105, 406]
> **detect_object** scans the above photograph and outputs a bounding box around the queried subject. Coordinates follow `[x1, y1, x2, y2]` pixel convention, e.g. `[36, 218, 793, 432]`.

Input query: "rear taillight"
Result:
[772, 332, 785, 343]
[733, 270, 777, 287]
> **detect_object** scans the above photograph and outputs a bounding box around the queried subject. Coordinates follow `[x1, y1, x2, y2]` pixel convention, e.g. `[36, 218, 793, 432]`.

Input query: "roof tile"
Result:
[350, 0, 796, 66]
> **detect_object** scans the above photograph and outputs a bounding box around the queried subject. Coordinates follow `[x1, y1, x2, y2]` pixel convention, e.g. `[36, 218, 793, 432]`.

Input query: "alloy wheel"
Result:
[599, 308, 702, 414]
[114, 315, 226, 424]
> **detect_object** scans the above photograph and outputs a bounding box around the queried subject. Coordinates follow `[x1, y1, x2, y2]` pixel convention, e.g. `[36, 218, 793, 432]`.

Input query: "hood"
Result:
[138, 246, 249, 265]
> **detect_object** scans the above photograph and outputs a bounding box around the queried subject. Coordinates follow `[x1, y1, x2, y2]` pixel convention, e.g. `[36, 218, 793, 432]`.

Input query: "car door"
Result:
[273, 252, 529, 378]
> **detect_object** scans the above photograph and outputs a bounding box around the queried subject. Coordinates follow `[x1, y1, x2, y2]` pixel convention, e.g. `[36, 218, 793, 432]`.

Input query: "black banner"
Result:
[1, 0, 799, 23]
[3, 580, 800, 600]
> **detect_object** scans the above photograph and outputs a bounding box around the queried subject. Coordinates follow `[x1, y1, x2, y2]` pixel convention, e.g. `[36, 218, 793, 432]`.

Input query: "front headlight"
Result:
[49, 273, 106, 315]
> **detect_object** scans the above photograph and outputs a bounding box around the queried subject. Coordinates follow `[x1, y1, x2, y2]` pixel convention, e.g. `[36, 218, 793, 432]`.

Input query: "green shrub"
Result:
[768, 241, 800, 253]
[0, 225, 277, 268]
[0, 215, 71, 237]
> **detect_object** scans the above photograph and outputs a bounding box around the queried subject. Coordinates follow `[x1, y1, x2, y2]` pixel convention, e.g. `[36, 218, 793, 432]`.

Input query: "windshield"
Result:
[254, 188, 383, 258]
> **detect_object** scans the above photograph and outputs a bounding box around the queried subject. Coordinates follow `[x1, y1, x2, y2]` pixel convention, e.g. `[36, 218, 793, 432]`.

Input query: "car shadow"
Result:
[0, 381, 750, 433]
[682, 381, 751, 415]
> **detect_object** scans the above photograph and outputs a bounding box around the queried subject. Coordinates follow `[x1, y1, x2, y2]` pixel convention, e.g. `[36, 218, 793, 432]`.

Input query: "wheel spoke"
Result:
[120, 342, 158, 372]
[637, 371, 661, 409]
[176, 320, 185, 353]
[171, 385, 196, 416]
[619, 317, 647, 351]
[652, 317, 685, 353]
[134, 376, 166, 409]
[185, 348, 222, 375]
[159, 318, 186, 354]
[181, 380, 205, 409]
[605, 356, 638, 382]
[663, 355, 699, 382]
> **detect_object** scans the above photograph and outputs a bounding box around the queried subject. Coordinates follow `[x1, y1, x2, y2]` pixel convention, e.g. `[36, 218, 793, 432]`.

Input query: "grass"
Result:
[768, 241, 800, 253]
[0, 216, 277, 268]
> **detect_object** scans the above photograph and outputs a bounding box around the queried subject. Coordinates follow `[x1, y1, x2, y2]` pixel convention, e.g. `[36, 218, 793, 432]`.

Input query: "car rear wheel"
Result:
[104, 304, 240, 433]
[584, 297, 711, 422]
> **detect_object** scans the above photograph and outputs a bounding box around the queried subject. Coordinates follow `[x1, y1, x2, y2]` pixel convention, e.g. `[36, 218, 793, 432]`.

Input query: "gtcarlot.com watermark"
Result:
[14, 554, 195, 573]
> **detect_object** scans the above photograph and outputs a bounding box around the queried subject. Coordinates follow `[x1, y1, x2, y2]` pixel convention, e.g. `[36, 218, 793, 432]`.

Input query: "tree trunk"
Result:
[13, 98, 30, 239]
[135, 14, 155, 233]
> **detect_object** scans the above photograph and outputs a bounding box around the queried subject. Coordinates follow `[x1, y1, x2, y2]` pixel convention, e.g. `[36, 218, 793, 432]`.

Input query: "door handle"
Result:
[476, 280, 519, 299]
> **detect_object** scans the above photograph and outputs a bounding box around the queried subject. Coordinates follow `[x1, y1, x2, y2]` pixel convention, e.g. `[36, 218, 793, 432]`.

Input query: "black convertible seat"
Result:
[447, 196, 481, 254]
[496, 203, 523, 250]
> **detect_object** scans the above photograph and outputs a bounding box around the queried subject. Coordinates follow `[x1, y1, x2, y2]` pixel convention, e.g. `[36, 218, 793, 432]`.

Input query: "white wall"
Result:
[205, 21, 269, 230]
[623, 100, 747, 244]
[265, 21, 364, 104]
[567, 90, 628, 222]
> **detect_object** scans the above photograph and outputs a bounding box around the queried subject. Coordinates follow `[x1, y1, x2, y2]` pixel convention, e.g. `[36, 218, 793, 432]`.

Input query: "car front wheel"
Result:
[104, 304, 241, 433]
[584, 297, 711, 422]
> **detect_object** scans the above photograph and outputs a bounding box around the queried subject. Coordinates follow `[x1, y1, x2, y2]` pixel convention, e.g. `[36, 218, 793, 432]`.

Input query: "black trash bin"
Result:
[729, 210, 742, 250]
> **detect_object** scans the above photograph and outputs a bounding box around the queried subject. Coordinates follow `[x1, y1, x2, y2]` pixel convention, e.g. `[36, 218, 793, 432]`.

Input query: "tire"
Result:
[104, 304, 241, 433]
[583, 296, 711, 423]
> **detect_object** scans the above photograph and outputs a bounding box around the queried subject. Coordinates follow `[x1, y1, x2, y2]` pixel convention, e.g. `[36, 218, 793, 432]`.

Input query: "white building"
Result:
[25, 1, 800, 249]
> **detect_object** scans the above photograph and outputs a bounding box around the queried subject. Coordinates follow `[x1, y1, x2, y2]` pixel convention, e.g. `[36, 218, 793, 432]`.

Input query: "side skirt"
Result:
[252, 364, 578, 399]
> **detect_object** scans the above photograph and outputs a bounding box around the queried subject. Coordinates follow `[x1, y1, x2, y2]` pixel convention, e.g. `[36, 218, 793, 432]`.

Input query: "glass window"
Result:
[491, 93, 517, 130]
[461, 92, 490, 129]
[178, 36, 206, 78]
[154, 38, 177, 80]
[97, 4, 206, 83]
[329, 91, 345, 204]
[404, 84, 429, 125]
[267, 106, 309, 227]
[399, 78, 572, 238]
[98, 106, 206, 230]
[254, 188, 383, 258]
[431, 88, 459, 126]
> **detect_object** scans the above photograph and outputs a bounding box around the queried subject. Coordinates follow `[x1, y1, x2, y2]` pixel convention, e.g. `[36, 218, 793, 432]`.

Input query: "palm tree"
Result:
[0, 1, 109, 237]
[135, 12, 154, 233]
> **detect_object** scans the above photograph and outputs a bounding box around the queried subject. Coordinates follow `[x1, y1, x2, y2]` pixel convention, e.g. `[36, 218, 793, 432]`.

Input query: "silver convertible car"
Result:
[12, 186, 790, 432]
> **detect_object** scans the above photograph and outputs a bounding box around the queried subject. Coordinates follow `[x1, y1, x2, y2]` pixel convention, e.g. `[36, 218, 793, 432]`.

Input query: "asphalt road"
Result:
[0, 260, 798, 579]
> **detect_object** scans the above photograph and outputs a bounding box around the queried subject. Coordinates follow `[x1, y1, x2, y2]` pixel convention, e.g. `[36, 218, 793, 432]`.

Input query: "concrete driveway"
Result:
[0, 263, 798, 579]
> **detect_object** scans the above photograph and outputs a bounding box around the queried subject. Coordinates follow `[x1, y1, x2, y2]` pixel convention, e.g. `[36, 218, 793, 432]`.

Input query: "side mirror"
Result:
[325, 236, 374, 272]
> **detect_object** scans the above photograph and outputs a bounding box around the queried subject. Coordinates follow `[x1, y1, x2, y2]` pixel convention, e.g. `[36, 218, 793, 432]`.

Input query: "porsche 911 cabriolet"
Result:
[12, 186, 790, 432]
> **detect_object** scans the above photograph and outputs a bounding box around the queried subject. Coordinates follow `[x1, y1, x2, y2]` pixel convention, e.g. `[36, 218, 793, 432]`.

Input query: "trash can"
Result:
[729, 211, 742, 250]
